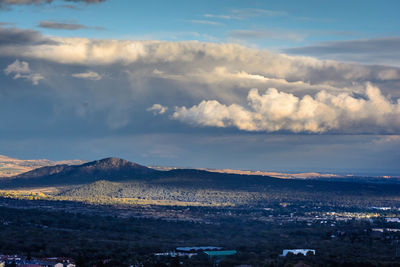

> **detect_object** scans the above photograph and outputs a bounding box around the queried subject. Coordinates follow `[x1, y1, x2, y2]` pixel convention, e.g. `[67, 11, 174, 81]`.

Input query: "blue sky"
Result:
[1, 0, 400, 175]
[4, 0, 400, 49]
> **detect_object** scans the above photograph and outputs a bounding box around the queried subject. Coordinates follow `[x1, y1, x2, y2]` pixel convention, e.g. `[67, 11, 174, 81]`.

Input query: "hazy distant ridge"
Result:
[0, 155, 85, 178]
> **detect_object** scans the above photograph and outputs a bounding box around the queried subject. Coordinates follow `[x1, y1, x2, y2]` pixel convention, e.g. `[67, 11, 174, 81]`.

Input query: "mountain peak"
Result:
[84, 157, 141, 169]
[98, 157, 130, 165]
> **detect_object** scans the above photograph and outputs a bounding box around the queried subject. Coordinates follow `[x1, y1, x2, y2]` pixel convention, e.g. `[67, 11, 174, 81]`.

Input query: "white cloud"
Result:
[147, 104, 168, 115]
[189, 20, 222, 26]
[72, 71, 102, 80]
[172, 83, 400, 134]
[1, 37, 399, 87]
[202, 9, 287, 21]
[374, 135, 400, 144]
[152, 66, 343, 93]
[4, 59, 44, 85]
[4, 59, 30, 74]
[377, 69, 400, 80]
[229, 29, 305, 42]
[203, 14, 236, 20]
[230, 8, 288, 18]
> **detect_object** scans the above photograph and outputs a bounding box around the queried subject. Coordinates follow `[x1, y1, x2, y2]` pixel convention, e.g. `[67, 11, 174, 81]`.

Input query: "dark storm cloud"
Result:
[39, 20, 84, 30]
[39, 21, 86, 30]
[0, 26, 56, 45]
[284, 37, 400, 66]
[38, 20, 105, 30]
[0, 0, 51, 7]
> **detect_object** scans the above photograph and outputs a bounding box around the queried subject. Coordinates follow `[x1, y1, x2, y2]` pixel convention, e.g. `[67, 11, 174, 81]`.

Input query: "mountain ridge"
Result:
[2, 157, 400, 209]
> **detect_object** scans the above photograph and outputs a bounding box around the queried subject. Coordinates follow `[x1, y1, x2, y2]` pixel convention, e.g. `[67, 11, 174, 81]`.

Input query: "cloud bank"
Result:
[284, 37, 400, 66]
[1, 33, 399, 93]
[172, 84, 400, 134]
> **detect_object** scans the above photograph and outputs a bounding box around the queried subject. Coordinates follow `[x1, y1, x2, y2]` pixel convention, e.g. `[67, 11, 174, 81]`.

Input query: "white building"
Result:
[386, 218, 400, 223]
[55, 263, 76, 267]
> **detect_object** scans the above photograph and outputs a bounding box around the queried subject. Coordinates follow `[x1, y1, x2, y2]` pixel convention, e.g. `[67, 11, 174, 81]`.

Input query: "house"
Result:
[281, 249, 315, 256]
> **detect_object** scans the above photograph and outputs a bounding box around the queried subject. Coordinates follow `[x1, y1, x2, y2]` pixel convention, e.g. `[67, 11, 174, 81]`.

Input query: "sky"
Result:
[1, 0, 400, 175]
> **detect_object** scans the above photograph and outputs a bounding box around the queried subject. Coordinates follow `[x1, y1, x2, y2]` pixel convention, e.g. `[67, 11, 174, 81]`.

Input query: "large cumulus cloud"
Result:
[172, 84, 400, 134]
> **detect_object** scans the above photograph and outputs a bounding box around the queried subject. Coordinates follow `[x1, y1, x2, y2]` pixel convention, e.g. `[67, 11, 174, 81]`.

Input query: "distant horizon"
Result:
[2, 153, 399, 178]
[1, 0, 400, 176]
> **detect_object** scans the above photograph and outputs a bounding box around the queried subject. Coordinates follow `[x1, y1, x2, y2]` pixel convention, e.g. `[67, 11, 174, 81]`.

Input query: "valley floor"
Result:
[1, 197, 400, 266]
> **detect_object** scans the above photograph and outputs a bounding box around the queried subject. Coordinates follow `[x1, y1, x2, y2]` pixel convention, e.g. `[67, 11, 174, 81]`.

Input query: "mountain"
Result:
[3, 157, 158, 187]
[1, 156, 295, 190]
[0, 154, 84, 178]
[1, 157, 277, 189]
[2, 157, 400, 208]
[1, 156, 399, 197]
[0, 156, 395, 190]
[16, 157, 154, 178]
